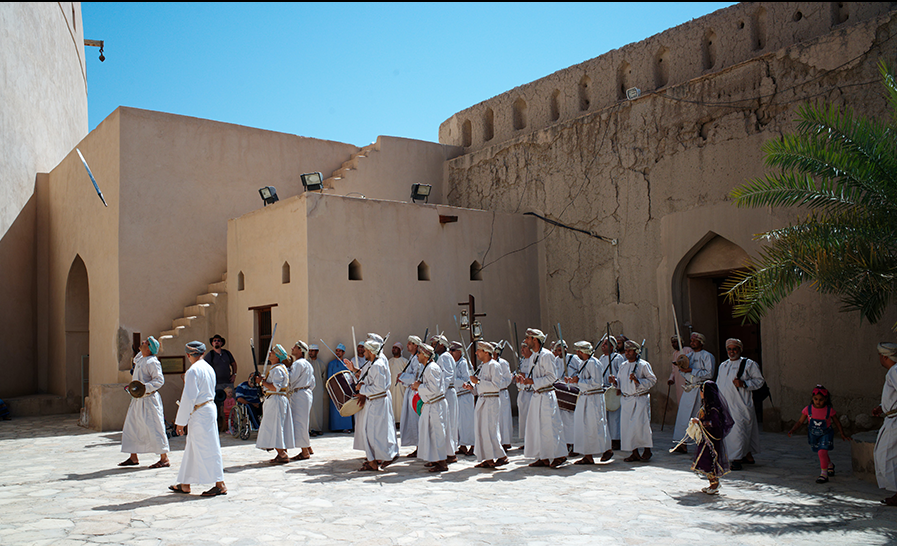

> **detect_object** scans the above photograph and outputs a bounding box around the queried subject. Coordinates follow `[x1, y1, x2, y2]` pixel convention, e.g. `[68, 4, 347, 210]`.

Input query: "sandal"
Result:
[168, 484, 190, 494]
[428, 463, 448, 472]
[623, 454, 641, 463]
[528, 459, 548, 467]
[701, 484, 720, 495]
[640, 451, 653, 462]
[816, 475, 829, 484]
[600, 450, 614, 462]
[380, 455, 399, 469]
[359, 461, 378, 471]
[118, 458, 139, 467]
[475, 461, 496, 468]
[881, 495, 897, 507]
[574, 457, 595, 465]
[268, 456, 289, 465]
[494, 457, 509, 466]
[827, 464, 835, 477]
[201, 486, 227, 497]
[148, 460, 170, 469]
[549, 457, 567, 468]
[290, 453, 311, 461]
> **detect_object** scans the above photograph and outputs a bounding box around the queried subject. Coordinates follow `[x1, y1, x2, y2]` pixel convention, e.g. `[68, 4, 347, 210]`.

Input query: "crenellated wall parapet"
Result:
[438, 2, 893, 152]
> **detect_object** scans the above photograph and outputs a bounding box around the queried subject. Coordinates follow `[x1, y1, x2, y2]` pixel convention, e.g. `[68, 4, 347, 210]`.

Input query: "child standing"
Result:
[689, 381, 734, 494]
[788, 385, 852, 483]
[222, 387, 236, 432]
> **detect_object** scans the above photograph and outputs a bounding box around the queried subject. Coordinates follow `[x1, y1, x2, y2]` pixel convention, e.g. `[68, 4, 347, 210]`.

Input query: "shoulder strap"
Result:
[737, 358, 747, 380]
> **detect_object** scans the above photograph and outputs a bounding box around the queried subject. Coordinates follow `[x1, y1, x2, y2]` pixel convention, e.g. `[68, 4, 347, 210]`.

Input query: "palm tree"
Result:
[722, 60, 897, 329]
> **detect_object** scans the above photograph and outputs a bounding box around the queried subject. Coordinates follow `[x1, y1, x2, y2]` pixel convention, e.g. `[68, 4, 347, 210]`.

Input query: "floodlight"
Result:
[259, 186, 279, 206]
[301, 172, 324, 192]
[626, 87, 641, 100]
[411, 183, 432, 203]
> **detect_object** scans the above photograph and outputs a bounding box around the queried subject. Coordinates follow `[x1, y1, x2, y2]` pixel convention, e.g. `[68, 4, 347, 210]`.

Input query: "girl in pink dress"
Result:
[788, 385, 852, 483]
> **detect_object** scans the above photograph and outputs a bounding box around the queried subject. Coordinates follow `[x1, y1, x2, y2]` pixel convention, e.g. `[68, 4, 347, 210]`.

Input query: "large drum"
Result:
[554, 381, 579, 412]
[326, 370, 363, 417]
[604, 388, 622, 412]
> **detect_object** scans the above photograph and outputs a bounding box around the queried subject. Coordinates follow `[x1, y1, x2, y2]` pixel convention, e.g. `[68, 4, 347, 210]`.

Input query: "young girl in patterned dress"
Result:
[788, 385, 852, 483]
[690, 381, 734, 494]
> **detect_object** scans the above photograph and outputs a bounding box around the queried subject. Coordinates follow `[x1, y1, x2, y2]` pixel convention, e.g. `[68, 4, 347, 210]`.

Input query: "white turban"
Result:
[574, 341, 593, 354]
[624, 339, 641, 353]
[294, 340, 309, 353]
[878, 342, 897, 359]
[525, 328, 547, 343]
[725, 338, 743, 349]
[691, 332, 706, 344]
[407, 335, 422, 346]
[477, 341, 495, 354]
[431, 335, 449, 349]
[364, 339, 382, 355]
[418, 343, 434, 357]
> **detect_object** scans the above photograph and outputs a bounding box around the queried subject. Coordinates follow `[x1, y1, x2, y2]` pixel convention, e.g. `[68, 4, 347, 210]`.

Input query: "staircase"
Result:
[322, 140, 380, 190]
[157, 273, 228, 353]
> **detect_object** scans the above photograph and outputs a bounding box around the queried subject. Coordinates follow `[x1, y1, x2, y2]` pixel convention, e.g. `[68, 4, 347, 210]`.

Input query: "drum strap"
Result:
[536, 385, 555, 394]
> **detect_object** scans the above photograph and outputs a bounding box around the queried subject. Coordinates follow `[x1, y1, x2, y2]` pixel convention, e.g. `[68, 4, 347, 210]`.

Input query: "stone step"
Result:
[208, 280, 227, 293]
[196, 293, 218, 305]
[173, 316, 197, 329]
[184, 303, 211, 317]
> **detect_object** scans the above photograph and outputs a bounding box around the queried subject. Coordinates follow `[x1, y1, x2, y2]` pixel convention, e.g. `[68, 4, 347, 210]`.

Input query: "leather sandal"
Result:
[475, 460, 496, 468]
[168, 484, 190, 494]
[494, 457, 509, 466]
[118, 458, 139, 467]
[600, 450, 613, 462]
[528, 459, 548, 467]
[149, 460, 170, 469]
[574, 457, 595, 465]
[549, 457, 566, 468]
[201, 486, 227, 497]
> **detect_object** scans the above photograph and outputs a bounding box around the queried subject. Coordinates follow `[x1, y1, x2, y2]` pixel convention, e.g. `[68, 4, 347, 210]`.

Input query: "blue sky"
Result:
[82, 2, 736, 147]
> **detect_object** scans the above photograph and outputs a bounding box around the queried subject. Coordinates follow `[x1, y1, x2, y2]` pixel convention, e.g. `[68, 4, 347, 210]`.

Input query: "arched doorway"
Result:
[677, 234, 762, 381]
[65, 256, 89, 408]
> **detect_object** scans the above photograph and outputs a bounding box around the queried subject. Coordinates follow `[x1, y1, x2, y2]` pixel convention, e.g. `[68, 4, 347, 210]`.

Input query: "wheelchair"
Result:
[228, 401, 261, 440]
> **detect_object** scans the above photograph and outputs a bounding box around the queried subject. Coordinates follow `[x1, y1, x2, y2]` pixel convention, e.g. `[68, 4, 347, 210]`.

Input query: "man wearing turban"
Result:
[119, 336, 170, 469]
[875, 342, 897, 506]
[255, 344, 295, 464]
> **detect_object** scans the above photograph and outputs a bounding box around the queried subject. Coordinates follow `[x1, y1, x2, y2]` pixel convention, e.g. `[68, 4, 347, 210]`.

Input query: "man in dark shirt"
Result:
[204, 334, 237, 431]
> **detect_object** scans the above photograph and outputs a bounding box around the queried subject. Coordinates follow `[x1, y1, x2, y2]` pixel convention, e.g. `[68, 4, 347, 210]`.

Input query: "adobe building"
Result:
[3, 2, 897, 436]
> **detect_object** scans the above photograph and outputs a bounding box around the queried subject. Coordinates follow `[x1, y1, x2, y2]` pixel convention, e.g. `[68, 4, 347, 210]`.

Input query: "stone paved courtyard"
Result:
[1, 415, 896, 545]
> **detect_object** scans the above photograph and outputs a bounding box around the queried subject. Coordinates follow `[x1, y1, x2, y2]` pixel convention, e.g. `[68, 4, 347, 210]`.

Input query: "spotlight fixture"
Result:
[258, 186, 279, 206]
[301, 172, 324, 192]
[411, 183, 432, 203]
[625, 87, 641, 100]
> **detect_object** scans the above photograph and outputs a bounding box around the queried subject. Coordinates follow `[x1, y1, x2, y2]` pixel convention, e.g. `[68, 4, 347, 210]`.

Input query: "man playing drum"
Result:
[346, 335, 399, 471]
[256, 344, 295, 464]
[119, 336, 170, 469]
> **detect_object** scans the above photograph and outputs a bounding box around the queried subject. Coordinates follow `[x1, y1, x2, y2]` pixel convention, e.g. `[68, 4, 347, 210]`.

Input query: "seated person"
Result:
[234, 372, 263, 427]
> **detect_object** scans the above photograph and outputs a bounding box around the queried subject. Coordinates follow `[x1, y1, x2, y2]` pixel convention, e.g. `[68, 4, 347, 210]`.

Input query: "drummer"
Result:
[553, 340, 576, 454]
[568, 341, 613, 464]
[346, 334, 399, 471]
[326, 343, 354, 433]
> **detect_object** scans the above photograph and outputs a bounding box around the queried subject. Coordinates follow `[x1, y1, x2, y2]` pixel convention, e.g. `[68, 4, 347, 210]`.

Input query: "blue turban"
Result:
[273, 343, 289, 362]
[186, 341, 206, 355]
[336, 343, 346, 351]
[147, 336, 160, 355]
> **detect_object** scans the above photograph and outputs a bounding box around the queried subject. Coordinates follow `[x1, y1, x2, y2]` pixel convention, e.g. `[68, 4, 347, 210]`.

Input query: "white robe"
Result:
[558, 353, 578, 444]
[672, 349, 714, 443]
[667, 346, 693, 404]
[517, 354, 534, 441]
[523, 348, 567, 460]
[598, 353, 623, 440]
[616, 358, 656, 452]
[572, 356, 611, 456]
[473, 358, 505, 461]
[289, 358, 314, 449]
[389, 356, 409, 423]
[308, 357, 327, 432]
[256, 364, 295, 450]
[437, 350, 459, 456]
[174, 358, 224, 485]
[417, 360, 448, 462]
[497, 357, 513, 445]
[397, 357, 421, 446]
[455, 356, 475, 446]
[356, 356, 399, 461]
[876, 364, 897, 491]
[717, 357, 763, 459]
[121, 353, 170, 455]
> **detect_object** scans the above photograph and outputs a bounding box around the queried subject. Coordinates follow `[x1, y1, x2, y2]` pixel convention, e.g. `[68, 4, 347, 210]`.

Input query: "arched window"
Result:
[617, 61, 632, 101]
[470, 261, 483, 281]
[348, 259, 362, 281]
[513, 98, 527, 130]
[702, 29, 717, 70]
[237, 271, 245, 291]
[484, 108, 494, 141]
[418, 261, 430, 281]
[654, 47, 670, 89]
[462, 119, 472, 147]
[751, 7, 767, 51]
[550, 89, 561, 122]
[282, 262, 291, 284]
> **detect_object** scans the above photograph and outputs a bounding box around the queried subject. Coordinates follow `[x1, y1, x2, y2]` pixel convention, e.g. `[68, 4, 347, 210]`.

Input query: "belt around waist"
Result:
[367, 391, 388, 401]
[479, 392, 499, 398]
[622, 391, 648, 397]
[457, 388, 473, 396]
[265, 391, 289, 398]
[536, 386, 555, 394]
[426, 394, 446, 404]
[288, 386, 311, 394]
[193, 399, 214, 411]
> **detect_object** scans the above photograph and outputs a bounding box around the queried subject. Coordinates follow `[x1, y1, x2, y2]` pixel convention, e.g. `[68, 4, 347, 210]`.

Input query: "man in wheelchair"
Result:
[231, 372, 263, 437]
